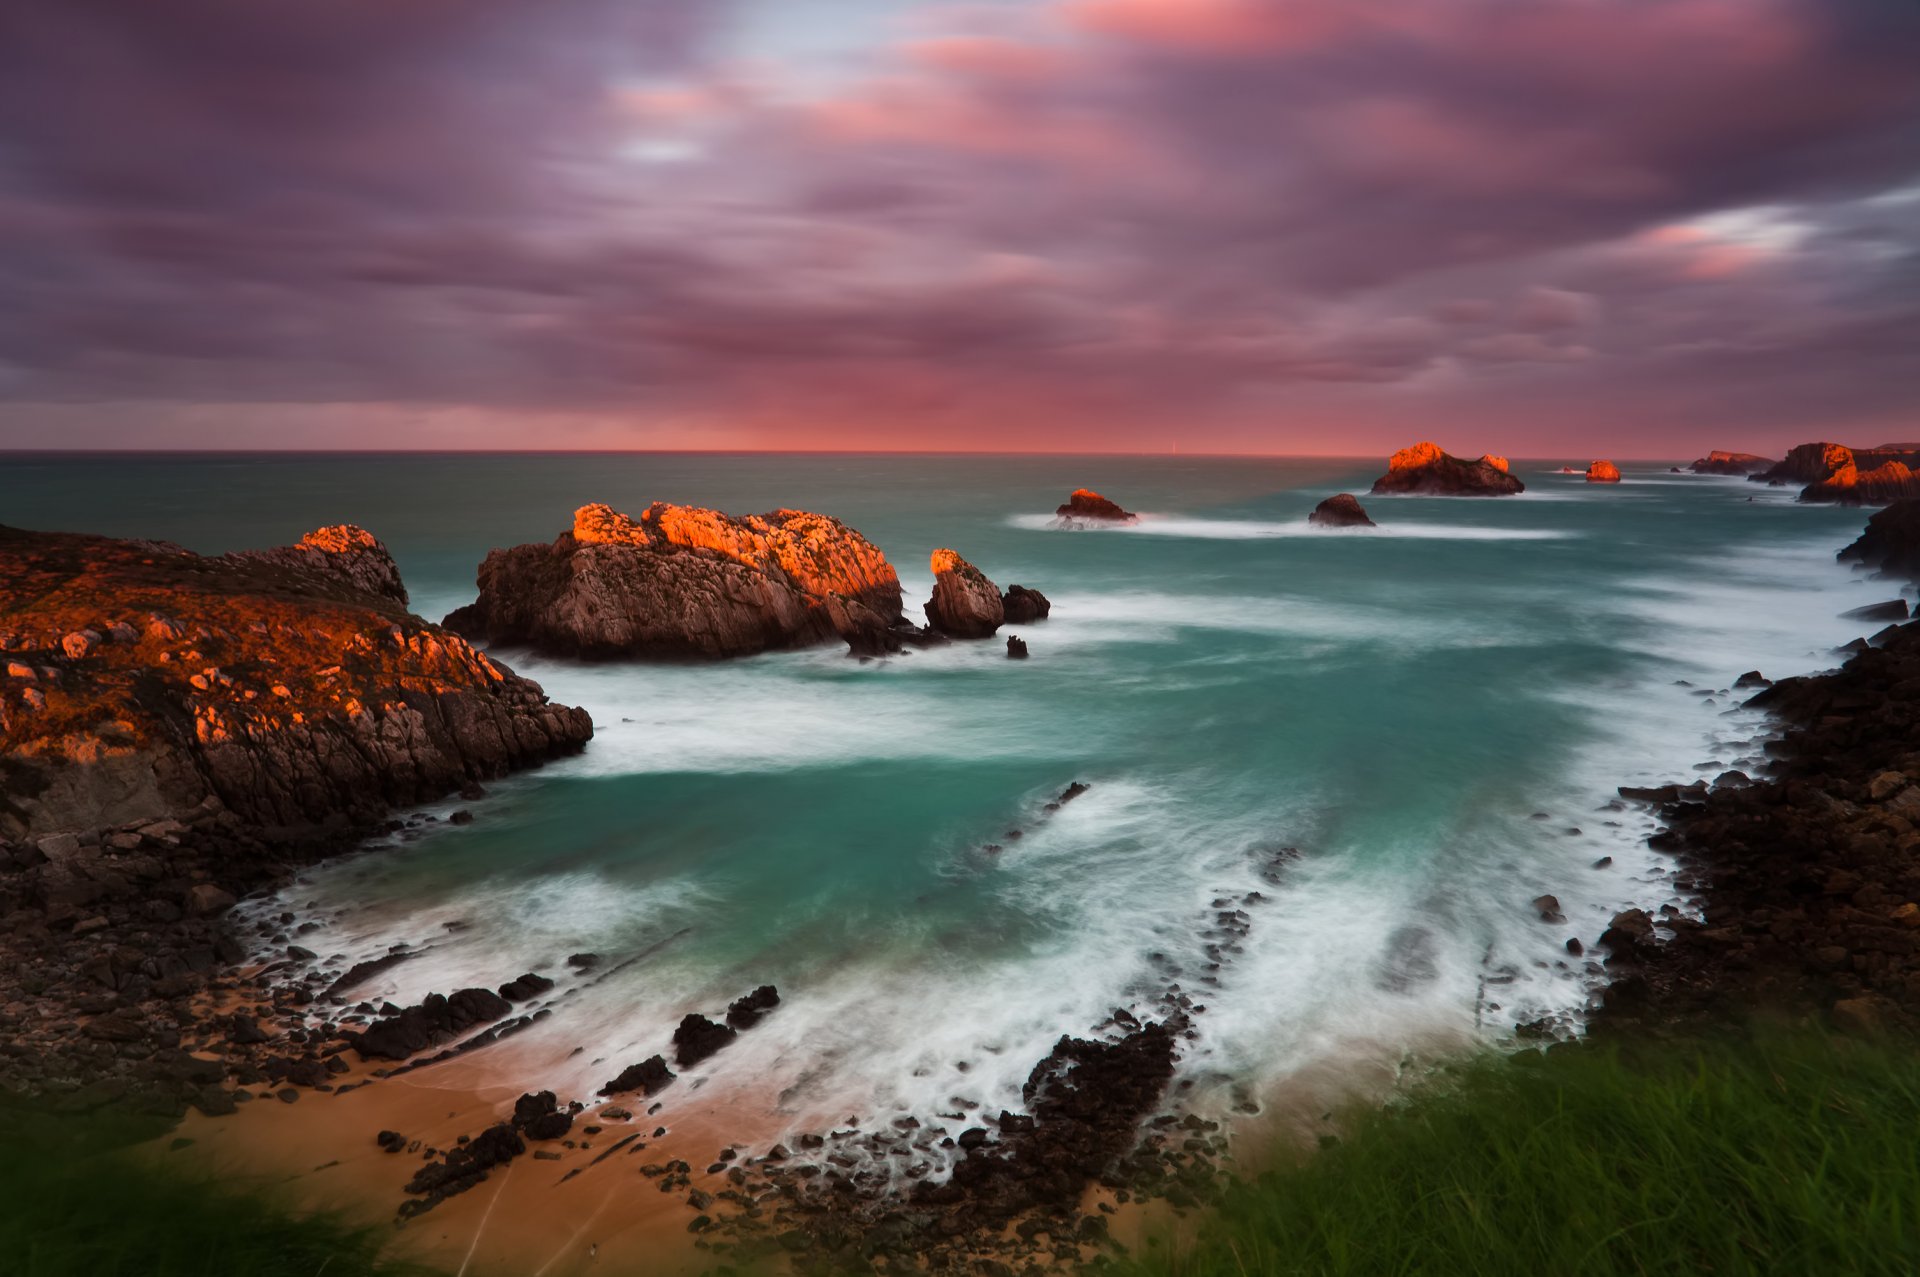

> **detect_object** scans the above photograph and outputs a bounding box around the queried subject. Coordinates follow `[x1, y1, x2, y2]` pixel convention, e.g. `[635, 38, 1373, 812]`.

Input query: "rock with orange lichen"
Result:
[1054, 489, 1136, 522]
[1369, 442, 1524, 496]
[1586, 460, 1622, 483]
[0, 523, 591, 840]
[444, 502, 909, 660]
[925, 549, 1004, 639]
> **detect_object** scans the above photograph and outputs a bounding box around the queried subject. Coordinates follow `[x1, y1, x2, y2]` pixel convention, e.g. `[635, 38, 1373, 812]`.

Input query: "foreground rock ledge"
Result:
[1369, 442, 1525, 496]
[445, 502, 910, 660]
[0, 523, 592, 839]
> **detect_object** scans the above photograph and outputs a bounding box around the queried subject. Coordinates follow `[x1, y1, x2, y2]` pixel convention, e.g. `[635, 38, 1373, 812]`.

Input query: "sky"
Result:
[1, 0, 1917, 456]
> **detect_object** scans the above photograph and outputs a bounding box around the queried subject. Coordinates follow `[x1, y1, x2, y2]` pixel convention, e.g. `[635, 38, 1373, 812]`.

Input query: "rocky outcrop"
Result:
[444, 503, 906, 660]
[1054, 489, 1136, 522]
[1006, 635, 1030, 659]
[1307, 493, 1376, 527]
[925, 549, 1004, 639]
[1586, 460, 1622, 483]
[1839, 500, 1920, 581]
[1368, 442, 1525, 496]
[1755, 441, 1856, 486]
[0, 523, 591, 841]
[1689, 450, 1774, 475]
[1802, 460, 1920, 506]
[1000, 585, 1052, 624]
[1481, 455, 1510, 473]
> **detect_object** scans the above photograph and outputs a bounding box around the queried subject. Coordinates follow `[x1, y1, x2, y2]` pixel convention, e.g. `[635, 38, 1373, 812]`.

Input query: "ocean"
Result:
[0, 452, 1885, 1152]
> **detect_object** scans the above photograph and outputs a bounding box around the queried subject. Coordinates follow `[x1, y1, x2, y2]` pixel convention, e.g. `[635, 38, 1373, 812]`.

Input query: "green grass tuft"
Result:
[1111, 1029, 1920, 1277]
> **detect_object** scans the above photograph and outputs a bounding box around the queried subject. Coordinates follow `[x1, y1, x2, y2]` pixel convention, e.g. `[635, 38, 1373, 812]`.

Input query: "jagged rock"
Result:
[512, 1090, 574, 1140]
[348, 988, 513, 1061]
[0, 523, 590, 840]
[1689, 450, 1775, 475]
[1839, 501, 1920, 582]
[672, 1013, 737, 1067]
[1803, 459, 1920, 506]
[725, 984, 780, 1029]
[1000, 585, 1051, 624]
[1006, 635, 1029, 659]
[444, 502, 905, 660]
[1054, 489, 1136, 522]
[497, 972, 555, 1001]
[1368, 442, 1525, 496]
[1755, 441, 1858, 485]
[925, 550, 1004, 639]
[599, 1054, 675, 1097]
[1586, 460, 1621, 483]
[1307, 494, 1376, 527]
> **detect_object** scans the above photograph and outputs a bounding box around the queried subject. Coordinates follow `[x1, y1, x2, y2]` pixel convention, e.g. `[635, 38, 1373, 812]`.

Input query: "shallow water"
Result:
[0, 453, 1893, 1154]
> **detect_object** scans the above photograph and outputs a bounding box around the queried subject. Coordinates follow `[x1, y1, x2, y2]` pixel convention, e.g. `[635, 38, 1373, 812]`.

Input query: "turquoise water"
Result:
[0, 454, 1888, 1140]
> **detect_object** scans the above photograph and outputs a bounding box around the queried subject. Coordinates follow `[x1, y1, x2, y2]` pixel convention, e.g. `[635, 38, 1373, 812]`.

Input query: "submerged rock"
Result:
[1689, 450, 1775, 475]
[1000, 584, 1051, 624]
[1368, 442, 1525, 496]
[1586, 460, 1622, 483]
[1307, 493, 1376, 527]
[1055, 489, 1137, 522]
[925, 549, 1005, 639]
[443, 502, 904, 660]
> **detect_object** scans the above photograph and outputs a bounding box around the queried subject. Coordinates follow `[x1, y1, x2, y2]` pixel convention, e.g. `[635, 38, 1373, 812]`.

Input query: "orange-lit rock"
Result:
[445, 502, 908, 659]
[1307, 493, 1376, 527]
[1586, 460, 1622, 483]
[0, 524, 590, 840]
[1689, 450, 1774, 475]
[1480, 455, 1510, 473]
[1054, 489, 1136, 522]
[1369, 442, 1525, 496]
[1802, 460, 1920, 506]
[925, 548, 1005, 639]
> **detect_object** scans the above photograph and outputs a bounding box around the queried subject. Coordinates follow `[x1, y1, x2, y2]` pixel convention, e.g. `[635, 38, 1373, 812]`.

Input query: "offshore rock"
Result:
[1756, 441, 1856, 486]
[1054, 489, 1136, 522]
[1689, 450, 1774, 475]
[1006, 635, 1030, 659]
[1586, 460, 1622, 483]
[1369, 442, 1524, 496]
[1802, 459, 1920, 506]
[1000, 584, 1052, 624]
[1839, 500, 1920, 582]
[444, 502, 904, 660]
[1307, 493, 1376, 527]
[925, 549, 1004, 639]
[0, 523, 591, 840]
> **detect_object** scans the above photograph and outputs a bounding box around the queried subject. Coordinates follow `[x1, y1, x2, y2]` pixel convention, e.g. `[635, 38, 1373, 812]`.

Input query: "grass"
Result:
[0, 1101, 435, 1277]
[1110, 1028, 1920, 1277]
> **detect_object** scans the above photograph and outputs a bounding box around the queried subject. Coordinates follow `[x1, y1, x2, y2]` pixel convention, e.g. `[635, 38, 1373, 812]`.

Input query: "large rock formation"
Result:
[1054, 489, 1136, 522]
[444, 503, 909, 660]
[0, 524, 592, 841]
[1307, 494, 1376, 527]
[1368, 442, 1525, 496]
[1754, 442, 1857, 486]
[1839, 500, 1920, 581]
[925, 550, 1004, 639]
[1586, 460, 1622, 483]
[1689, 450, 1774, 475]
[1000, 585, 1052, 624]
[1802, 459, 1920, 506]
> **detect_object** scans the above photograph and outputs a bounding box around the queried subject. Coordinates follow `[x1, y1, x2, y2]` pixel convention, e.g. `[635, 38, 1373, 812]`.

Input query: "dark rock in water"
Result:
[1307, 493, 1376, 527]
[726, 985, 780, 1030]
[1842, 599, 1909, 622]
[1369, 442, 1524, 496]
[1839, 501, 1920, 582]
[1689, 450, 1774, 475]
[497, 972, 554, 1001]
[443, 502, 905, 660]
[600, 1054, 675, 1097]
[925, 549, 1004, 639]
[1734, 670, 1771, 688]
[1532, 894, 1565, 923]
[1006, 635, 1029, 660]
[672, 1013, 737, 1067]
[1055, 489, 1137, 522]
[1600, 909, 1655, 961]
[513, 1090, 574, 1140]
[325, 951, 418, 1001]
[1044, 781, 1090, 812]
[565, 952, 599, 971]
[1001, 584, 1052, 624]
[349, 987, 512, 1061]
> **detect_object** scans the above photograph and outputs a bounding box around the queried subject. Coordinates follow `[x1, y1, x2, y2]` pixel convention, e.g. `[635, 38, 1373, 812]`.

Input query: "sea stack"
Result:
[1369, 442, 1525, 496]
[925, 549, 1004, 639]
[1689, 450, 1775, 475]
[1055, 489, 1137, 522]
[1307, 494, 1376, 527]
[1586, 460, 1622, 483]
[1839, 501, 1920, 581]
[444, 503, 909, 660]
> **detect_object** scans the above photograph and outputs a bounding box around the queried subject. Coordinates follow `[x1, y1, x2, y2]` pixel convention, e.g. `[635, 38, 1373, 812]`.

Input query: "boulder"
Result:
[1689, 450, 1775, 475]
[1054, 489, 1136, 522]
[443, 503, 905, 660]
[1585, 460, 1622, 483]
[725, 984, 780, 1030]
[1368, 442, 1524, 496]
[1000, 585, 1051, 624]
[599, 1055, 675, 1097]
[672, 1013, 737, 1068]
[1006, 635, 1029, 659]
[1307, 493, 1376, 527]
[925, 549, 1004, 639]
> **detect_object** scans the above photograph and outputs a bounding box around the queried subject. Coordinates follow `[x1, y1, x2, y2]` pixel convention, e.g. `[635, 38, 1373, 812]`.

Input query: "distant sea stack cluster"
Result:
[1369, 442, 1524, 496]
[1757, 442, 1920, 505]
